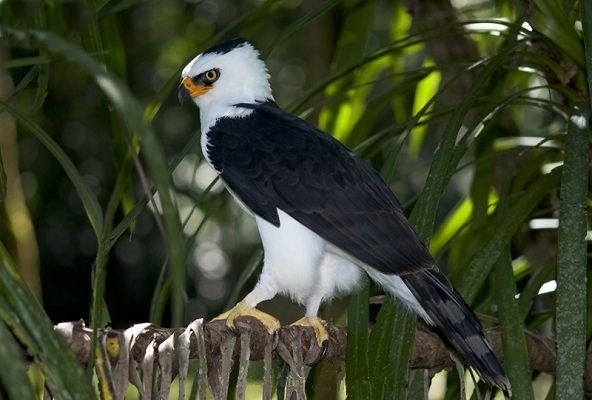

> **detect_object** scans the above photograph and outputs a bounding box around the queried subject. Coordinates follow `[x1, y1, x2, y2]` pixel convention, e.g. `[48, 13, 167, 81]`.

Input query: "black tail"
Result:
[401, 269, 511, 393]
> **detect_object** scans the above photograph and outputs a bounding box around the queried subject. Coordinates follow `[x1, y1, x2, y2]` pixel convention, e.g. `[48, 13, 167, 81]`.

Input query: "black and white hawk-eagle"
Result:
[178, 38, 510, 392]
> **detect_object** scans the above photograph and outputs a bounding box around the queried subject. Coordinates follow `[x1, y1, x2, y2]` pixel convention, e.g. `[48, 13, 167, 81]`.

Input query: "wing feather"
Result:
[206, 101, 433, 275]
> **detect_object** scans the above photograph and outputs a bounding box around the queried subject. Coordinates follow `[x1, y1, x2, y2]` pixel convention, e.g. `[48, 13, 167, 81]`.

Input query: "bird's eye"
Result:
[203, 69, 220, 83]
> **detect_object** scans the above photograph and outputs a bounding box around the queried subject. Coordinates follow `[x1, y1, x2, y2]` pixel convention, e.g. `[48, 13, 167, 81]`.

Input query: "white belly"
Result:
[256, 210, 325, 303]
[256, 210, 362, 305]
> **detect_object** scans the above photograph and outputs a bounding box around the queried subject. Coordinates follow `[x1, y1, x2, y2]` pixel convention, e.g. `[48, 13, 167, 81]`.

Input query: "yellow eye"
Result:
[204, 69, 219, 83]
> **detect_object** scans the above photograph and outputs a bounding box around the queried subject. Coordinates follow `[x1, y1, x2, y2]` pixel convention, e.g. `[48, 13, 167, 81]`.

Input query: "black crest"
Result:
[202, 38, 248, 55]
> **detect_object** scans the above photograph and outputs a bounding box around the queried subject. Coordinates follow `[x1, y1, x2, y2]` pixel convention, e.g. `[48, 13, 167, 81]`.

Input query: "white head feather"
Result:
[181, 39, 274, 132]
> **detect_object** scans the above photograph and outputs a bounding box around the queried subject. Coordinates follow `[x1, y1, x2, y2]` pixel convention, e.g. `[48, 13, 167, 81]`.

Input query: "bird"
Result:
[178, 37, 510, 392]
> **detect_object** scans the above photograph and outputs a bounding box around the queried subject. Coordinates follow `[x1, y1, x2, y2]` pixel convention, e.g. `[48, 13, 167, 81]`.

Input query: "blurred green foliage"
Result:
[0, 0, 590, 398]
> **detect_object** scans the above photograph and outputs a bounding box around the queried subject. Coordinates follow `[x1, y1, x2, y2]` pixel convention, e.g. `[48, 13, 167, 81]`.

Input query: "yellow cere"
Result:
[181, 76, 211, 97]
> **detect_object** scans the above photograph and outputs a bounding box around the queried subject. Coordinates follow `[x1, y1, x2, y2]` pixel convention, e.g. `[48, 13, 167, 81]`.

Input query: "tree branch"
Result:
[55, 318, 555, 376]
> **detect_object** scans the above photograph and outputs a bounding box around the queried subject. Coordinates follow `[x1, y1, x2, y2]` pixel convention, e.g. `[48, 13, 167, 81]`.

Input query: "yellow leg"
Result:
[291, 316, 329, 347]
[212, 300, 280, 335]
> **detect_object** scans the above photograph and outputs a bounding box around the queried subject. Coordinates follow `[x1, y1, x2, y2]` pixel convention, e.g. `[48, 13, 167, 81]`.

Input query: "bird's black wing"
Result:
[206, 101, 433, 275]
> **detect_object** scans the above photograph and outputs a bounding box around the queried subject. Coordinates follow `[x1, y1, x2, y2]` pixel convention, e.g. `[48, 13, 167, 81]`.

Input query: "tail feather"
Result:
[401, 269, 511, 393]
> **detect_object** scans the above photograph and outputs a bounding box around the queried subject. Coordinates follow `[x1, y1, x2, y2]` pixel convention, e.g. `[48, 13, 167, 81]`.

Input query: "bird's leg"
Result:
[212, 281, 280, 335]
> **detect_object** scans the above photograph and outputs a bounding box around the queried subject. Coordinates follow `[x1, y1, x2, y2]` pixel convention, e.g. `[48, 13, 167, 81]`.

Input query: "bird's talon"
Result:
[291, 316, 329, 348]
[211, 301, 280, 336]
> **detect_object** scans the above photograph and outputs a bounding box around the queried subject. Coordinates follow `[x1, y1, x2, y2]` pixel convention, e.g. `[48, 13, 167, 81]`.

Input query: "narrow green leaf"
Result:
[0, 321, 37, 399]
[11, 64, 39, 96]
[368, 301, 397, 391]
[0, 295, 35, 353]
[346, 276, 371, 400]
[98, 0, 144, 16]
[582, 0, 592, 111]
[555, 104, 589, 400]
[149, 261, 171, 325]
[0, 148, 6, 202]
[530, 0, 584, 67]
[493, 250, 535, 400]
[33, 58, 49, 110]
[387, 304, 416, 399]
[367, 299, 416, 399]
[408, 57, 441, 160]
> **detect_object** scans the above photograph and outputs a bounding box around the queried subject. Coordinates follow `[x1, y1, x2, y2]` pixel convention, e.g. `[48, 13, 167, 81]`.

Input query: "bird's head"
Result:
[178, 38, 273, 115]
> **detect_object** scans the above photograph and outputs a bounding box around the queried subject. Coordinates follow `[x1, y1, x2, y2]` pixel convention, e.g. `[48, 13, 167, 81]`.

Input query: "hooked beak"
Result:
[178, 76, 211, 104]
[178, 83, 191, 104]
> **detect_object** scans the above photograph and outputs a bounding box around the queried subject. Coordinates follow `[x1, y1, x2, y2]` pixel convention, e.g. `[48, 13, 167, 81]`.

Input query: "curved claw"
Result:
[290, 316, 329, 347]
[272, 328, 281, 349]
[306, 339, 329, 366]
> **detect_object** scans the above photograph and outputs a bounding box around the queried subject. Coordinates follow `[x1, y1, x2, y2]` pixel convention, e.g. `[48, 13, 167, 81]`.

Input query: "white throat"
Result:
[199, 103, 255, 134]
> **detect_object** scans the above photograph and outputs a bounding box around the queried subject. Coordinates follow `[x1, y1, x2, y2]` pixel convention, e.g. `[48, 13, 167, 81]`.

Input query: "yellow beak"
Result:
[180, 76, 211, 98]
